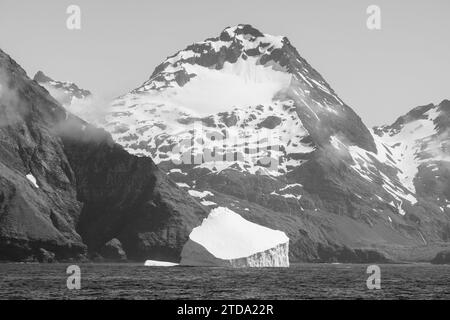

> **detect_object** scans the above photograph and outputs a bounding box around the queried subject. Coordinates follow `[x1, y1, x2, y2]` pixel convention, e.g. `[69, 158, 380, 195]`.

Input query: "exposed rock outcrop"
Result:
[99, 238, 127, 261]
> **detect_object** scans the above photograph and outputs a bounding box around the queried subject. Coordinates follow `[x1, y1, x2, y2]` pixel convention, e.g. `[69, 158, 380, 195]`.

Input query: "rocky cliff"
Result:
[0, 48, 207, 262]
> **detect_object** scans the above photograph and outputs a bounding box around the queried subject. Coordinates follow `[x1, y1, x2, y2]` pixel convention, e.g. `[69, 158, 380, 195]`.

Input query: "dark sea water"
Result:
[0, 263, 449, 300]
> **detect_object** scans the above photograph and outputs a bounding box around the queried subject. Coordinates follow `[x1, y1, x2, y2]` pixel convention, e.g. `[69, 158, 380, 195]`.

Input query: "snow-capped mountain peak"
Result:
[129, 24, 349, 120]
[34, 71, 91, 102]
[135, 24, 288, 92]
[129, 24, 298, 117]
[103, 24, 381, 193]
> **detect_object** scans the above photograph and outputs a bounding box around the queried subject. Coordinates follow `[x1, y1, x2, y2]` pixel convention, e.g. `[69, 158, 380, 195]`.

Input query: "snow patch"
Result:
[375, 106, 448, 193]
[176, 182, 190, 188]
[201, 200, 217, 206]
[26, 174, 39, 188]
[188, 190, 214, 199]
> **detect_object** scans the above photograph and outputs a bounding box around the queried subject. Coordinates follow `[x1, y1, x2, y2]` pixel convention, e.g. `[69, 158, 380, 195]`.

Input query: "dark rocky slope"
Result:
[0, 48, 207, 262]
[431, 250, 450, 264]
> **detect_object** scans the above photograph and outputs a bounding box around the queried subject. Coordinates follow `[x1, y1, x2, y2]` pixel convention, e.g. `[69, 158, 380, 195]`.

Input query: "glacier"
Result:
[180, 207, 289, 267]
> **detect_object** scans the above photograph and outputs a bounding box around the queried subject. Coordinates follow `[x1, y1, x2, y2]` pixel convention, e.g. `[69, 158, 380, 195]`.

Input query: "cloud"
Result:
[0, 68, 29, 128]
[40, 83, 111, 125]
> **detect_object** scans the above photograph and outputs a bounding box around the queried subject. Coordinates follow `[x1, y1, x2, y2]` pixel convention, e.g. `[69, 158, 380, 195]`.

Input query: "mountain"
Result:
[99, 24, 450, 262]
[374, 101, 450, 201]
[0, 48, 208, 262]
[34, 70, 91, 106]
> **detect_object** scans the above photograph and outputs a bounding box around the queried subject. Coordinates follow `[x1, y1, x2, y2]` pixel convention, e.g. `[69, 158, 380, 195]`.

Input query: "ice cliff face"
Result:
[180, 207, 289, 267]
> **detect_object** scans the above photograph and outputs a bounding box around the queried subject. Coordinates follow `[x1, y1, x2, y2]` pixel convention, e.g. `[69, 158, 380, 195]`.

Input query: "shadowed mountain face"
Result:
[0, 49, 207, 262]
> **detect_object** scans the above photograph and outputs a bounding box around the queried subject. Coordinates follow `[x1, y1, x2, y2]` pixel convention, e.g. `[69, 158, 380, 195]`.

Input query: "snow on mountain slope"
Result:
[374, 101, 450, 194]
[180, 207, 289, 267]
[329, 133, 417, 215]
[113, 24, 375, 149]
[34, 71, 91, 105]
[107, 97, 314, 176]
[135, 56, 291, 115]
[26, 173, 39, 189]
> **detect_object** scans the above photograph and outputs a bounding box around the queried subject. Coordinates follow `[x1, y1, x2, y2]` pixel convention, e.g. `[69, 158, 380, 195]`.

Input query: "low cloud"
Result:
[0, 69, 29, 128]
[41, 83, 111, 125]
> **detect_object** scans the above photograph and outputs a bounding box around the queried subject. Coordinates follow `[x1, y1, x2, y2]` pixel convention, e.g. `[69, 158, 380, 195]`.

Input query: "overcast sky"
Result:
[0, 0, 449, 126]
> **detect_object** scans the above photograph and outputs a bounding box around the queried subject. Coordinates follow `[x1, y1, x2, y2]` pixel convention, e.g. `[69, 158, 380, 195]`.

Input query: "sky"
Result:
[0, 0, 449, 126]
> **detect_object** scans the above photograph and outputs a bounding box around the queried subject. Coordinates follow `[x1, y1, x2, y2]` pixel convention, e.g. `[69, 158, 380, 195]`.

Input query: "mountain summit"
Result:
[34, 70, 91, 102]
[131, 24, 375, 151]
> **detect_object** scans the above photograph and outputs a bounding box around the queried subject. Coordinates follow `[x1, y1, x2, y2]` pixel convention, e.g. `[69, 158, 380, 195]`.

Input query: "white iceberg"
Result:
[180, 207, 289, 267]
[144, 260, 178, 267]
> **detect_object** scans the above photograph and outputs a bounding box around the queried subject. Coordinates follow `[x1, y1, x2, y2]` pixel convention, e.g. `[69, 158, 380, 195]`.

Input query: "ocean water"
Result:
[0, 263, 449, 300]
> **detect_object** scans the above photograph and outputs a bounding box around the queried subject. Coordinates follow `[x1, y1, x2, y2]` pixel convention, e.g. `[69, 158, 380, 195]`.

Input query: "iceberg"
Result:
[180, 207, 289, 267]
[144, 260, 178, 267]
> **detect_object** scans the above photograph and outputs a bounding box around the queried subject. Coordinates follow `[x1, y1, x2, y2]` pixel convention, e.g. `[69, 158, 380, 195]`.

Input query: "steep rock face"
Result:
[0, 48, 207, 262]
[0, 53, 87, 261]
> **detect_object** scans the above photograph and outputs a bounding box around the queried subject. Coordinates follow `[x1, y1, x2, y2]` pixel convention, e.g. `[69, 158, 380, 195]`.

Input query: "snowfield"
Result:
[375, 107, 448, 193]
[180, 207, 289, 267]
[26, 173, 39, 188]
[162, 57, 292, 115]
[369, 103, 450, 220]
